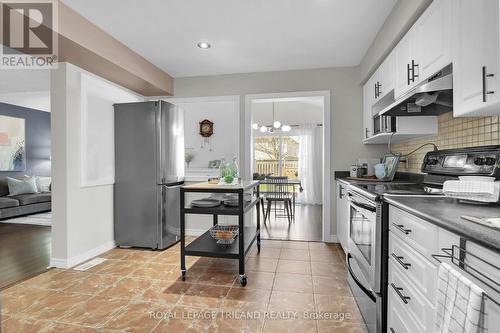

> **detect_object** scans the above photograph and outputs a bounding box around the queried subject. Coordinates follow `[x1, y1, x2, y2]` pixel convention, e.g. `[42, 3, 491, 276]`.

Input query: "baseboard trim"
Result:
[50, 240, 116, 269]
[323, 234, 338, 243]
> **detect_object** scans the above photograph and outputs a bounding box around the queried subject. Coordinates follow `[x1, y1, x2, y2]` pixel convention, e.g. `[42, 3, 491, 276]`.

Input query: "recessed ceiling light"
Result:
[197, 42, 211, 49]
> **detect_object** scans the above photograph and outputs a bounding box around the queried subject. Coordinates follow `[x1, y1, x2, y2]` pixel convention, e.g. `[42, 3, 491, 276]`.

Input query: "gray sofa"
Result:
[0, 179, 51, 220]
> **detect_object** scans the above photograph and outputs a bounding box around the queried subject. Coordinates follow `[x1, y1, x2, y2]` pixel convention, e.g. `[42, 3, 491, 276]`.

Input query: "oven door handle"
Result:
[347, 196, 376, 213]
[346, 253, 376, 302]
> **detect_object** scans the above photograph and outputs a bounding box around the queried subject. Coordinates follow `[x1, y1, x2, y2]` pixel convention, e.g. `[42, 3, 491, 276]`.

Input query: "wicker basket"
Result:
[209, 225, 239, 244]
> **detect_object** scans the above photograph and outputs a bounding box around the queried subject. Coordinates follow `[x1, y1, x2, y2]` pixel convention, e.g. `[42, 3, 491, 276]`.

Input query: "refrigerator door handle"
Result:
[157, 183, 182, 249]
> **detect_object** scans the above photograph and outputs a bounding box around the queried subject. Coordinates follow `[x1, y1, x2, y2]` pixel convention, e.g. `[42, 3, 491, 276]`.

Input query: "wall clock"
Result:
[199, 119, 214, 137]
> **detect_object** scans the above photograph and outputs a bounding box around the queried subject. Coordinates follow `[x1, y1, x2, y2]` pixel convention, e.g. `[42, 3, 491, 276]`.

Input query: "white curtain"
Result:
[297, 124, 323, 205]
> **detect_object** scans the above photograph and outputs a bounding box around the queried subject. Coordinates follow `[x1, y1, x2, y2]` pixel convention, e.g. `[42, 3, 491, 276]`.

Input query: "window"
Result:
[254, 135, 299, 179]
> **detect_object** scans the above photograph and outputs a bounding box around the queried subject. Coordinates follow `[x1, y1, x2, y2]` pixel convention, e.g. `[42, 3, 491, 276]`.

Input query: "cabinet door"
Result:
[416, 0, 452, 80]
[453, 0, 500, 116]
[379, 51, 395, 99]
[394, 30, 418, 99]
[363, 78, 375, 140]
[336, 182, 349, 251]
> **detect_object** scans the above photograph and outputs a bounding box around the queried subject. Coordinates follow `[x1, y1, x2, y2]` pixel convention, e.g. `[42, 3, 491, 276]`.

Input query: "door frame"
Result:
[244, 90, 332, 242]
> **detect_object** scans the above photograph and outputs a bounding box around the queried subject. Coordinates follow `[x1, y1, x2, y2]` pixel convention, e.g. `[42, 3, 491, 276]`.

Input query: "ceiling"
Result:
[62, 0, 397, 78]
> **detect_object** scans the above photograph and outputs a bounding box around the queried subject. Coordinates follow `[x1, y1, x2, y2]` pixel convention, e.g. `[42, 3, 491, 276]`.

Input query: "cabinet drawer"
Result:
[387, 283, 423, 333]
[389, 231, 438, 304]
[388, 262, 435, 332]
[389, 206, 438, 257]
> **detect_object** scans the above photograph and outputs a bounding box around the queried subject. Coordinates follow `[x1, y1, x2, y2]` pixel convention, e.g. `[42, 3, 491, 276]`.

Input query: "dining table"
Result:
[258, 179, 303, 217]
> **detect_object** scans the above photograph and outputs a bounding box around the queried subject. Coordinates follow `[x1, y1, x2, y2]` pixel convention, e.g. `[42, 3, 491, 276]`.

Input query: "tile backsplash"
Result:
[391, 112, 500, 173]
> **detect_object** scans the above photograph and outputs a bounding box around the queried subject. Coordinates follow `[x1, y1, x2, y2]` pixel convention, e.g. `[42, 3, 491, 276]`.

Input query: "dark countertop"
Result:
[384, 196, 500, 254]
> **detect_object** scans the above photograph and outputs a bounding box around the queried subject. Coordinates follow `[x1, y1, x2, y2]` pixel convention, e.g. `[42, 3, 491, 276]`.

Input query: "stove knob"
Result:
[485, 157, 496, 166]
[474, 157, 485, 166]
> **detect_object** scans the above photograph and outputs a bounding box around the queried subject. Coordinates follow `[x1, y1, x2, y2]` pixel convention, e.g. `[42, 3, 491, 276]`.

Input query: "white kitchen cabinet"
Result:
[363, 76, 375, 140]
[453, 0, 500, 116]
[394, 29, 419, 99]
[371, 51, 395, 103]
[336, 181, 349, 252]
[388, 205, 500, 332]
[415, 0, 452, 80]
[377, 51, 395, 100]
[394, 0, 452, 100]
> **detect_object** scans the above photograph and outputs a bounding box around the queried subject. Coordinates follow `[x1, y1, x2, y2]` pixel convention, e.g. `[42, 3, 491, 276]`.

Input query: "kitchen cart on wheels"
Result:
[179, 181, 261, 286]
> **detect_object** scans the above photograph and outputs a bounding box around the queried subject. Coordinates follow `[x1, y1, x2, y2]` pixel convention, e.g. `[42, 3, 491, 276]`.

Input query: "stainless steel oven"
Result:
[373, 114, 396, 135]
[346, 189, 384, 333]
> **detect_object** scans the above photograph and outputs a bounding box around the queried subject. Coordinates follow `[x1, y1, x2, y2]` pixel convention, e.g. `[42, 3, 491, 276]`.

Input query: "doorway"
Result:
[0, 69, 52, 289]
[245, 91, 331, 242]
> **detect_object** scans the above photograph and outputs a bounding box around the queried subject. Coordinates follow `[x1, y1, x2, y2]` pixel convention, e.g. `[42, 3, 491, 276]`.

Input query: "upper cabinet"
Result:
[394, 29, 419, 99]
[415, 0, 452, 81]
[362, 0, 500, 143]
[363, 76, 375, 140]
[394, 0, 452, 99]
[452, 0, 500, 116]
[375, 51, 395, 101]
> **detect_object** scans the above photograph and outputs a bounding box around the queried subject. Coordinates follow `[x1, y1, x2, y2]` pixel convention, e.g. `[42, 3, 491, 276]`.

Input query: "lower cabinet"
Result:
[336, 181, 349, 251]
[387, 205, 500, 332]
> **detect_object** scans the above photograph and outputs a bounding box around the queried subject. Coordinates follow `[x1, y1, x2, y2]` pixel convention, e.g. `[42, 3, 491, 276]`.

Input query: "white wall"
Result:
[178, 100, 238, 169]
[50, 63, 143, 268]
[0, 91, 50, 112]
[252, 100, 323, 126]
[173, 66, 388, 240]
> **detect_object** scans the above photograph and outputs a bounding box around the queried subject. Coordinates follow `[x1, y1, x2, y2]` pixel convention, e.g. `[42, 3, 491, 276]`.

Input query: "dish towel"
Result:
[442, 180, 500, 203]
[436, 262, 486, 333]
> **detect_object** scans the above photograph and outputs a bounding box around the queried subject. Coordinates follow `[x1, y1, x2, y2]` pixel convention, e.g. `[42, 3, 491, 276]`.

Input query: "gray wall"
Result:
[0, 102, 51, 181]
[174, 66, 388, 239]
[359, 0, 432, 83]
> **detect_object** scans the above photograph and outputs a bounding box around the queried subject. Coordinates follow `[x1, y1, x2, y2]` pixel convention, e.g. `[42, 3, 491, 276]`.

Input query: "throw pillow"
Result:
[7, 177, 38, 196]
[36, 176, 51, 193]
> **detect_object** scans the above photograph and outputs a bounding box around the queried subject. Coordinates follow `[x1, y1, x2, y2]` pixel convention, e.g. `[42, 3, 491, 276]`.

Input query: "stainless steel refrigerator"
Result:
[114, 101, 184, 249]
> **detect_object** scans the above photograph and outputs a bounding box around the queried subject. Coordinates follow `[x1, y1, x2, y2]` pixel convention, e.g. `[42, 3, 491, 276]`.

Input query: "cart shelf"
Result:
[184, 227, 258, 259]
[183, 197, 260, 215]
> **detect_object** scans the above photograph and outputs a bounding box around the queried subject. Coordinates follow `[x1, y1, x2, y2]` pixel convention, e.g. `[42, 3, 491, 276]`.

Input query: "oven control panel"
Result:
[421, 146, 500, 177]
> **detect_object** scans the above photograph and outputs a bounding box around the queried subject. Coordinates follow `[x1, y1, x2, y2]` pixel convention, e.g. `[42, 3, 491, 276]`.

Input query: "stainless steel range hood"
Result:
[378, 64, 453, 117]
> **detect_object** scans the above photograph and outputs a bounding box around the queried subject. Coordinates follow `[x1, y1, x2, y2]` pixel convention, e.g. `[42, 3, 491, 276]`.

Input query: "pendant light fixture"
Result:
[252, 101, 289, 133]
[272, 102, 281, 129]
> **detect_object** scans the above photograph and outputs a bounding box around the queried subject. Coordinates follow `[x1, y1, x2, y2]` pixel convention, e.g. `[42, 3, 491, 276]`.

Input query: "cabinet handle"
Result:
[407, 63, 411, 85]
[365, 128, 370, 139]
[482, 66, 495, 102]
[411, 60, 419, 82]
[377, 82, 382, 97]
[392, 223, 412, 235]
[391, 253, 412, 270]
[338, 184, 344, 199]
[391, 283, 411, 304]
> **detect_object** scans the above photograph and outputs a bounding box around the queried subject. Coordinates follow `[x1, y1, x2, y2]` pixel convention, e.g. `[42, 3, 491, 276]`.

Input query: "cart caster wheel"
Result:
[239, 275, 247, 287]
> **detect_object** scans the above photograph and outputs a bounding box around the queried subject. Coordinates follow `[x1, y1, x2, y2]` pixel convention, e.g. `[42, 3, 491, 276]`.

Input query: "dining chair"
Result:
[263, 176, 293, 224]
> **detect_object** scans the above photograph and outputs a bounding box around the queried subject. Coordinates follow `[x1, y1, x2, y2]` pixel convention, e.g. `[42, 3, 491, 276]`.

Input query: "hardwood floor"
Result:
[0, 223, 51, 289]
[258, 204, 323, 241]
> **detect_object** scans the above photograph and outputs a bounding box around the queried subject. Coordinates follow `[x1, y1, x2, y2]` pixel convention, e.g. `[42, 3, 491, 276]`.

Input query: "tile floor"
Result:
[260, 204, 323, 242]
[0, 239, 367, 333]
